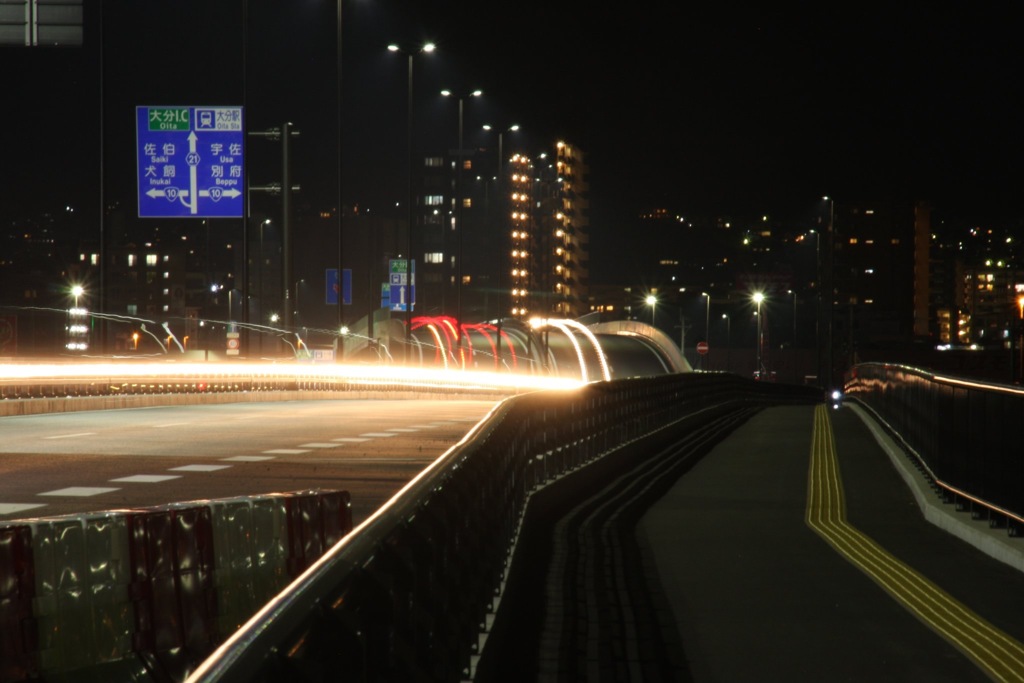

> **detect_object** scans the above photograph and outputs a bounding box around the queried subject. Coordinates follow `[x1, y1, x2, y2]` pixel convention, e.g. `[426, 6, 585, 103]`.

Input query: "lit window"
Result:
[127, 254, 136, 266]
[849, 238, 858, 245]
[146, 254, 158, 266]
[425, 195, 443, 206]
[424, 252, 443, 264]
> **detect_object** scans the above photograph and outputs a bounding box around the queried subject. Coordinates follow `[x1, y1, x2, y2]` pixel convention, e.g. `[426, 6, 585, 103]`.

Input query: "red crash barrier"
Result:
[0, 525, 38, 682]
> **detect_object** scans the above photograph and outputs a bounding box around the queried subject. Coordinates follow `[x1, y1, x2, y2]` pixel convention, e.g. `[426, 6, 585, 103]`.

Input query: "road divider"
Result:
[0, 489, 351, 681]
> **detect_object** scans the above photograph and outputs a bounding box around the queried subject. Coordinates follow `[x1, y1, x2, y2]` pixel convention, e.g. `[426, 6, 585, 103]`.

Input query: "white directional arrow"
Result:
[198, 188, 242, 201]
[185, 131, 199, 214]
[146, 188, 185, 199]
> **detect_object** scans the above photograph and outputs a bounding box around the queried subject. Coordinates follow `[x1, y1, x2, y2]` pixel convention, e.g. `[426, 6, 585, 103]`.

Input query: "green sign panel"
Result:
[147, 107, 191, 132]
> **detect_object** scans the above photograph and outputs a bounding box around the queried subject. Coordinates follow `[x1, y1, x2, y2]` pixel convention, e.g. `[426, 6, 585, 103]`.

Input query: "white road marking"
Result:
[408, 424, 438, 429]
[387, 428, 420, 433]
[109, 474, 182, 483]
[153, 422, 191, 428]
[298, 443, 343, 449]
[332, 437, 371, 443]
[169, 464, 231, 472]
[262, 448, 311, 454]
[43, 432, 96, 440]
[0, 503, 47, 515]
[222, 455, 275, 462]
[360, 432, 397, 438]
[39, 486, 119, 497]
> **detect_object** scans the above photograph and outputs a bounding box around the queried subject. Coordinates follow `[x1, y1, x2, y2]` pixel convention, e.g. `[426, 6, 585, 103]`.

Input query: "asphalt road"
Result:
[0, 398, 498, 524]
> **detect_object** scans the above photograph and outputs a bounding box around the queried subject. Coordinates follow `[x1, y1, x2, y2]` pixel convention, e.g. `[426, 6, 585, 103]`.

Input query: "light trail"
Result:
[0, 361, 584, 392]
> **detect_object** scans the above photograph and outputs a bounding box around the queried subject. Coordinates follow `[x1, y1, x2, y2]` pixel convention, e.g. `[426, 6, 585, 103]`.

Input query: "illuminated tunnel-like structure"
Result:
[343, 312, 691, 381]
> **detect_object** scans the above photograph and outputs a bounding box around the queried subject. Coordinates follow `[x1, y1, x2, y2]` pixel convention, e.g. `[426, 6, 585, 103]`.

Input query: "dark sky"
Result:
[4, 2, 1022, 236]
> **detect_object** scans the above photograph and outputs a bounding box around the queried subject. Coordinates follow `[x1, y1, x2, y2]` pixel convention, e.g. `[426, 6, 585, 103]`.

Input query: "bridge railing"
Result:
[844, 362, 1024, 530]
[186, 373, 820, 683]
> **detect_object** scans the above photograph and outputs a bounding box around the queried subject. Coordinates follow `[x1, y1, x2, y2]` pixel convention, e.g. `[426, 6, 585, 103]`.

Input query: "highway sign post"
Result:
[386, 259, 416, 312]
[136, 106, 244, 218]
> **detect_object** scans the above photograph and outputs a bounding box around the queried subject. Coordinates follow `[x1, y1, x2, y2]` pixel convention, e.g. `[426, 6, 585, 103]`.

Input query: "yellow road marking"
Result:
[806, 404, 1024, 682]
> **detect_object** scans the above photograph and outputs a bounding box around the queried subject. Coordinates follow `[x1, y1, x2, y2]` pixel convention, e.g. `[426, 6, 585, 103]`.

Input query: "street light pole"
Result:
[646, 294, 657, 326]
[703, 291, 711, 370]
[389, 42, 435, 363]
[442, 89, 482, 368]
[722, 313, 731, 373]
[336, 0, 344, 360]
[482, 123, 519, 370]
[753, 291, 765, 378]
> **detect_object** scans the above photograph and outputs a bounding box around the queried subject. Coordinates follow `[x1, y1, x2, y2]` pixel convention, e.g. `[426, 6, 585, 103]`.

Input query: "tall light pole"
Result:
[388, 42, 436, 363]
[722, 313, 731, 373]
[702, 291, 711, 370]
[822, 195, 835, 389]
[646, 294, 657, 326]
[442, 88, 482, 367]
[753, 291, 765, 378]
[335, 0, 344, 359]
[482, 122, 520, 370]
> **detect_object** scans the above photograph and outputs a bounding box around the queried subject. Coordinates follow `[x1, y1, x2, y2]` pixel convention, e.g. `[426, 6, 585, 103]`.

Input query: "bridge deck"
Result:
[479, 402, 1024, 682]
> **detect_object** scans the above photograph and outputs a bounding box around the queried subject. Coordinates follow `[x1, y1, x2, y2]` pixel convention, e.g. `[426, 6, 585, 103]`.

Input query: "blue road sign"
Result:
[137, 106, 244, 218]
[386, 259, 416, 311]
[325, 268, 352, 306]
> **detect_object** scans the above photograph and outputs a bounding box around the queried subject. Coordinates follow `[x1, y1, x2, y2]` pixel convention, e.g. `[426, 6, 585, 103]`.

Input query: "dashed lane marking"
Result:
[332, 437, 371, 443]
[298, 442, 343, 449]
[386, 428, 420, 433]
[222, 455, 275, 462]
[262, 448, 311, 454]
[169, 464, 231, 472]
[360, 432, 397, 438]
[109, 474, 182, 483]
[0, 503, 46, 515]
[43, 432, 96, 440]
[39, 486, 119, 497]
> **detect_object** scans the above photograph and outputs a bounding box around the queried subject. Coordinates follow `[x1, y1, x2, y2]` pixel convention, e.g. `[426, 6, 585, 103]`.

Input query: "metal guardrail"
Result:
[186, 373, 820, 682]
[844, 362, 1024, 531]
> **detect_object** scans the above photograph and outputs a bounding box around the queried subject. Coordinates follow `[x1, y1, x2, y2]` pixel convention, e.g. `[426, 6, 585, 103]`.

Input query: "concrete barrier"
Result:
[0, 490, 352, 682]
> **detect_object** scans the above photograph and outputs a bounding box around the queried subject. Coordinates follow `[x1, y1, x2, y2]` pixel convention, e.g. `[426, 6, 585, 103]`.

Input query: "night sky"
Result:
[4, 3, 1022, 273]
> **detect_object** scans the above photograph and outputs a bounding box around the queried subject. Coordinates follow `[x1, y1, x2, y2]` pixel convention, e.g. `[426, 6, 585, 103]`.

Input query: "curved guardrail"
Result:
[844, 362, 1024, 531]
[185, 373, 820, 682]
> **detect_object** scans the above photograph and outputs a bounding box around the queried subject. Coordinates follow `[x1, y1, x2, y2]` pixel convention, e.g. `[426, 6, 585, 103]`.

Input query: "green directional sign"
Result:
[147, 107, 191, 132]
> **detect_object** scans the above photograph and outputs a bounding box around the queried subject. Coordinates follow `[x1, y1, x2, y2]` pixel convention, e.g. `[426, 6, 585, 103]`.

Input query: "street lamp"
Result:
[702, 291, 711, 369]
[753, 291, 765, 378]
[1017, 295, 1024, 382]
[482, 122, 520, 370]
[388, 41, 436, 363]
[646, 294, 657, 325]
[722, 313, 731, 373]
[70, 285, 84, 308]
[442, 88, 482, 367]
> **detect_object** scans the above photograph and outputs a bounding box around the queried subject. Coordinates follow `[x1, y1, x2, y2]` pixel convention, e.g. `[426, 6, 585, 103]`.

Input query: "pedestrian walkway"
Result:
[637, 403, 1024, 681]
